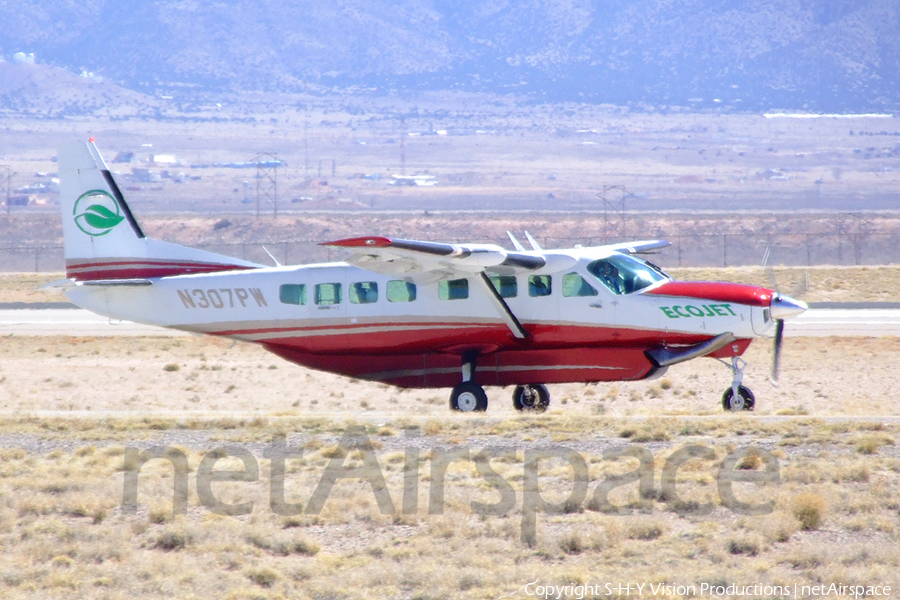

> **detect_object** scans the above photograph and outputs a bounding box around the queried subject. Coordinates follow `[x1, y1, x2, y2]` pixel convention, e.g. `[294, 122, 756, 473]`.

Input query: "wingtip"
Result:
[321, 236, 393, 248]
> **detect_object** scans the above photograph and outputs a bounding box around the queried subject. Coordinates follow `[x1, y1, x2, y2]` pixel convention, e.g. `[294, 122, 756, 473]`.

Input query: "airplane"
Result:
[52, 140, 808, 413]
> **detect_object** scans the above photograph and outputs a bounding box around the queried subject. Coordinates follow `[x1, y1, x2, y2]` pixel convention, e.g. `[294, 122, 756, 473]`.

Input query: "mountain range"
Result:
[1, 0, 898, 111]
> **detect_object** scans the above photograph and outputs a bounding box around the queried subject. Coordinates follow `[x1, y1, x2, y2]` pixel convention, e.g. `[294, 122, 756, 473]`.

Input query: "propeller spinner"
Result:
[762, 245, 809, 384]
[768, 293, 808, 382]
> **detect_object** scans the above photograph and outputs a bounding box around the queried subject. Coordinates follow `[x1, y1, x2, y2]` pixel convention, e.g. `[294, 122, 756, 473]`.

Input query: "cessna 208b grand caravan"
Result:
[55, 140, 807, 413]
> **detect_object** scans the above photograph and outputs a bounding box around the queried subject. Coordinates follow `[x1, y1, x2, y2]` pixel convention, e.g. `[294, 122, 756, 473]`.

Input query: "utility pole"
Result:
[254, 153, 279, 218]
[598, 185, 632, 244]
[400, 117, 406, 175]
[1, 166, 11, 217]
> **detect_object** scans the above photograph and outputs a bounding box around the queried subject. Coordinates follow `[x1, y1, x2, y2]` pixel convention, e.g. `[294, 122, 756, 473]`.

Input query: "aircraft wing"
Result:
[322, 236, 558, 280]
[605, 240, 671, 254]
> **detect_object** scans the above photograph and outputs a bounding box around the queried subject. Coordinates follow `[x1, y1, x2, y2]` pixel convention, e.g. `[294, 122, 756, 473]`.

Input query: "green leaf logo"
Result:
[73, 190, 124, 236]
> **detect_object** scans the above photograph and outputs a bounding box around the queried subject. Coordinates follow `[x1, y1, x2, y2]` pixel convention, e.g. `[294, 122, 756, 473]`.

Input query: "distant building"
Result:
[130, 168, 160, 183]
[390, 174, 437, 187]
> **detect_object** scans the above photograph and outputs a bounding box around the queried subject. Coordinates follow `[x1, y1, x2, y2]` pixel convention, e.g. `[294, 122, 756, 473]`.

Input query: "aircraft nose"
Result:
[770, 293, 808, 319]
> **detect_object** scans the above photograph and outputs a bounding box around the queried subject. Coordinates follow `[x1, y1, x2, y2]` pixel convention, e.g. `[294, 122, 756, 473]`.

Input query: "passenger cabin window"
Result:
[279, 284, 306, 305]
[350, 281, 378, 304]
[586, 254, 668, 295]
[528, 275, 552, 297]
[489, 275, 517, 298]
[387, 280, 417, 302]
[315, 283, 342, 305]
[439, 278, 469, 300]
[562, 272, 598, 297]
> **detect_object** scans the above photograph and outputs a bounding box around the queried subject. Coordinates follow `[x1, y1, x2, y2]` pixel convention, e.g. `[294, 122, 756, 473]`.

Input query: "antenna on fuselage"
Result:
[262, 246, 283, 267]
[506, 231, 526, 251]
[524, 231, 542, 251]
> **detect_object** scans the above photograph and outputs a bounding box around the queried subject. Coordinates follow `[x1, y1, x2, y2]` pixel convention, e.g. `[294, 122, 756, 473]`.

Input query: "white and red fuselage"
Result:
[66, 253, 776, 389]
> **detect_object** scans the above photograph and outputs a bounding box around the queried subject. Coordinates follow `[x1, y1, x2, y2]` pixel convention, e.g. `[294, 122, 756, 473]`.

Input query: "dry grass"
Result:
[0, 272, 68, 304]
[0, 428, 896, 599]
[791, 493, 828, 531]
[2, 334, 900, 419]
[667, 265, 900, 303]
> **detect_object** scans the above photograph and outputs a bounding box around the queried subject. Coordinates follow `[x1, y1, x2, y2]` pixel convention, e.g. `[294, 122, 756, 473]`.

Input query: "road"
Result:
[1, 308, 899, 337]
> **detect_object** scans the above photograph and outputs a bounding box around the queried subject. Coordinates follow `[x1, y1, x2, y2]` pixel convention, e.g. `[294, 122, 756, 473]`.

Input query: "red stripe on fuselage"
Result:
[66, 260, 256, 281]
[67, 259, 238, 270]
[203, 320, 748, 358]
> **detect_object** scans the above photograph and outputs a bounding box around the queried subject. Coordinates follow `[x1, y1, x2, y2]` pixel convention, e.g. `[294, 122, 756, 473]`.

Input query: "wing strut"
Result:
[476, 272, 528, 339]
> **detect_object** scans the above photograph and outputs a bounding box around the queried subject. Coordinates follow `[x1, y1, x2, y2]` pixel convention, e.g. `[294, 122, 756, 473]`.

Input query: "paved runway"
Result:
[0, 309, 187, 336]
[789, 309, 900, 337]
[1, 308, 899, 337]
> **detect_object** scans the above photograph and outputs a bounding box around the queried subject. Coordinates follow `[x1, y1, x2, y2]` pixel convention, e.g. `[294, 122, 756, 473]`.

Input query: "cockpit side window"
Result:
[586, 254, 668, 295]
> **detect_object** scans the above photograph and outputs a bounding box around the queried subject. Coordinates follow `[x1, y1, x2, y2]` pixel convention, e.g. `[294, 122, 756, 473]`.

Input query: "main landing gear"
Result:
[450, 354, 488, 412]
[719, 356, 755, 411]
[450, 381, 488, 412]
[448, 354, 552, 413]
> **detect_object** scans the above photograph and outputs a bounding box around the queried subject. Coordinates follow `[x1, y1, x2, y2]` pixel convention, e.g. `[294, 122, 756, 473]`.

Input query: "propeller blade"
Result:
[762, 244, 779, 292]
[771, 319, 785, 382]
[790, 271, 809, 298]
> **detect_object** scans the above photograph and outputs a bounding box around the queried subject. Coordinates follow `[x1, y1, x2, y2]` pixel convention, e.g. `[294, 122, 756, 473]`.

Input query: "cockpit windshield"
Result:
[586, 254, 670, 295]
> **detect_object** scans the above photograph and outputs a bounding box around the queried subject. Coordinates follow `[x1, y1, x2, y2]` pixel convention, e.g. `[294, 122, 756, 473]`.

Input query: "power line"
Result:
[598, 185, 633, 243]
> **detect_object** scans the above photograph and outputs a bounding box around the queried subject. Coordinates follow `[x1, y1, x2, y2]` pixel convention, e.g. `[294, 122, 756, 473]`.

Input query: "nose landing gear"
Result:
[718, 356, 755, 411]
[512, 384, 550, 412]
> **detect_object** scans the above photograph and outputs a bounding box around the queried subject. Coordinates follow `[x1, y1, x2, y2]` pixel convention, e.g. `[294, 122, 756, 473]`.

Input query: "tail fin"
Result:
[59, 141, 262, 281]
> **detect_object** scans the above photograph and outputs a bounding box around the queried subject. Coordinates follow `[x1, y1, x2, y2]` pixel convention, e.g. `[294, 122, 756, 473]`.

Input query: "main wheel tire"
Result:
[512, 384, 550, 412]
[450, 382, 488, 412]
[722, 385, 755, 411]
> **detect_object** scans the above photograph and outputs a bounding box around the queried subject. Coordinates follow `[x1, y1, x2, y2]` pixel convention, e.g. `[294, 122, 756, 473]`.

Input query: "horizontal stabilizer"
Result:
[80, 278, 153, 287]
[39, 278, 77, 290]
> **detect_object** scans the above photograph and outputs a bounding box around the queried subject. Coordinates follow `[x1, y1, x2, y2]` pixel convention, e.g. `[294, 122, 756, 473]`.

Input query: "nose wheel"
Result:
[722, 385, 755, 411]
[718, 356, 755, 411]
[512, 384, 550, 412]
